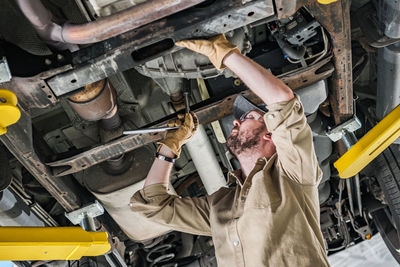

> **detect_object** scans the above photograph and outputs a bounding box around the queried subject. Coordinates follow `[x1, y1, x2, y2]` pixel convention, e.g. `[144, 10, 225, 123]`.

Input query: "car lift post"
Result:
[0, 90, 111, 261]
[65, 201, 127, 266]
[0, 199, 110, 261]
[327, 104, 400, 240]
[326, 116, 373, 239]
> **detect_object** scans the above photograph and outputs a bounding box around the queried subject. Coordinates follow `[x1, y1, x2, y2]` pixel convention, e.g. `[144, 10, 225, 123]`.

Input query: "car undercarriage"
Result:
[1, 0, 400, 266]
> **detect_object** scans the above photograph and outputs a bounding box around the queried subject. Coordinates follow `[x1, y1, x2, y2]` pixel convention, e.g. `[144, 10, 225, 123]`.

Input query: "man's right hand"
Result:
[158, 112, 199, 157]
[176, 34, 240, 70]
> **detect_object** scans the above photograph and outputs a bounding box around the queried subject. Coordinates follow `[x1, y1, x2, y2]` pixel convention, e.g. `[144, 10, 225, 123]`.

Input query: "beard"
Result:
[226, 126, 265, 157]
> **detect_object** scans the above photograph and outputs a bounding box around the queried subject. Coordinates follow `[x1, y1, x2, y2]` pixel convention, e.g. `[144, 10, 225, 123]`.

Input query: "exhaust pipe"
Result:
[186, 125, 227, 194]
[167, 79, 226, 195]
[16, 0, 206, 46]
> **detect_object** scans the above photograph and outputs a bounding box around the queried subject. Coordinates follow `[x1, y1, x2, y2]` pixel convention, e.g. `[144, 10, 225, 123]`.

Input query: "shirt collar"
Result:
[227, 157, 269, 185]
[227, 169, 242, 185]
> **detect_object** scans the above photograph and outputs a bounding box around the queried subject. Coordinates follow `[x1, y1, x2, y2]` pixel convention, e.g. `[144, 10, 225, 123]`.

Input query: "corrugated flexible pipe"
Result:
[16, 0, 206, 46]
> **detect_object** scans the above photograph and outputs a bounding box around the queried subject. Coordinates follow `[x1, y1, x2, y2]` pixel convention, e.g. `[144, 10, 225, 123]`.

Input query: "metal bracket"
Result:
[65, 200, 104, 231]
[348, 210, 373, 240]
[105, 249, 128, 267]
[0, 57, 12, 83]
[286, 21, 321, 46]
[326, 116, 362, 142]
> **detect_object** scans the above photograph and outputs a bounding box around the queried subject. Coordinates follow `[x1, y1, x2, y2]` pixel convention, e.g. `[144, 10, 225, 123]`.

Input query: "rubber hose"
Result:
[275, 36, 306, 60]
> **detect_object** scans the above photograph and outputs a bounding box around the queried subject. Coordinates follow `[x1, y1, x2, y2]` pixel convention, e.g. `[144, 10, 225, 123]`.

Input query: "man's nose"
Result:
[233, 119, 241, 127]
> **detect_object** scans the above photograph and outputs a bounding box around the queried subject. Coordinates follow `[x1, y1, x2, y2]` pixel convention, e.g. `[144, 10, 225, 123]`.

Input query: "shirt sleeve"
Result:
[130, 183, 212, 236]
[264, 94, 322, 185]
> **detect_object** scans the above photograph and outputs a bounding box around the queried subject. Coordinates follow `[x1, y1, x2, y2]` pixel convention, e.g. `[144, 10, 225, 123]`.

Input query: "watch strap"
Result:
[155, 152, 176, 163]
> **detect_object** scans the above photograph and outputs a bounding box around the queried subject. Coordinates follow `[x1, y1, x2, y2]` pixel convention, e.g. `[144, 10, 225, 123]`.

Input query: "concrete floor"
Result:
[328, 234, 398, 267]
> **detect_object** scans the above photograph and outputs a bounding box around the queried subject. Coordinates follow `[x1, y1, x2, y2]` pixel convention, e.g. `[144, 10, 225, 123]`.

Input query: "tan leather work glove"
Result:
[158, 112, 199, 157]
[176, 34, 240, 70]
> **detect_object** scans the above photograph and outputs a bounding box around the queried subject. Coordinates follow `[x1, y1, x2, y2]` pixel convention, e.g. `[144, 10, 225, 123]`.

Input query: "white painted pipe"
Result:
[186, 125, 226, 195]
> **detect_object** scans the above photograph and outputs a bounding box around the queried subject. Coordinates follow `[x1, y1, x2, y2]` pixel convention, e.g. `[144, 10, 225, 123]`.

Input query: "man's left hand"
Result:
[176, 34, 240, 70]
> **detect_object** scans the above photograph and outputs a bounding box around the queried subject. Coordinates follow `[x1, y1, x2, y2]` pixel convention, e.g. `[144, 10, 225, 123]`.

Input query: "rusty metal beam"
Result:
[47, 58, 334, 176]
[46, 0, 275, 96]
[306, 0, 353, 124]
[4, 0, 275, 109]
[0, 109, 84, 212]
[279, 56, 333, 89]
[0, 65, 71, 110]
[276, 0, 353, 124]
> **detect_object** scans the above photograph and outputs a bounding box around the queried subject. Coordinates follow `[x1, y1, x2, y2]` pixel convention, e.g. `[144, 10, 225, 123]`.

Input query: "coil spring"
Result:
[144, 234, 178, 267]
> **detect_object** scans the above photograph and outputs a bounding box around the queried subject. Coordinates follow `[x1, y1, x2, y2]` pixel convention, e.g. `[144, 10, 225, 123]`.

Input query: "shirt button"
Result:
[233, 240, 240, 247]
[267, 114, 275, 119]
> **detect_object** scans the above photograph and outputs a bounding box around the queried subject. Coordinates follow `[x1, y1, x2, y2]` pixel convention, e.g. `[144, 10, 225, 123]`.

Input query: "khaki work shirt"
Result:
[130, 95, 330, 267]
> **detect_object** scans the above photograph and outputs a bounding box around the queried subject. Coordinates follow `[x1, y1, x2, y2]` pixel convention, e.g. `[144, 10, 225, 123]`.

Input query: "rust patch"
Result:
[274, 0, 353, 124]
[306, 0, 353, 124]
[0, 65, 72, 110]
[279, 56, 334, 89]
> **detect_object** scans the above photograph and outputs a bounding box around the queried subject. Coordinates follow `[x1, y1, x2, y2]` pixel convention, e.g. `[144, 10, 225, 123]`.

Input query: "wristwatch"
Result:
[155, 152, 176, 163]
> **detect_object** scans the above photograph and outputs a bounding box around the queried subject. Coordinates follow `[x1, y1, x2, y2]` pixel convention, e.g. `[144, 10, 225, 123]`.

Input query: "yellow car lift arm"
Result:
[334, 104, 400, 178]
[0, 89, 21, 135]
[0, 200, 111, 261]
[0, 227, 110, 261]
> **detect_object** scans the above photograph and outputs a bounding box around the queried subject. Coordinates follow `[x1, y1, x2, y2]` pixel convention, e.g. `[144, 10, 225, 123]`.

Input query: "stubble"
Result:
[226, 126, 265, 157]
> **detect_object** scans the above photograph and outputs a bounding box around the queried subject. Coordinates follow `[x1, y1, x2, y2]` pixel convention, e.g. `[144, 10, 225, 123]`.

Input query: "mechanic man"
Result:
[130, 35, 330, 267]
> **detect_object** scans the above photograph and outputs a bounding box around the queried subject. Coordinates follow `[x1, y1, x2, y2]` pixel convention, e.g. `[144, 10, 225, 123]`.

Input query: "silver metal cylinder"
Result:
[186, 125, 226, 195]
[81, 215, 96, 231]
[68, 79, 118, 122]
[377, 0, 400, 120]
[376, 43, 400, 120]
[340, 130, 363, 217]
[355, 174, 363, 217]
[0, 189, 45, 226]
[379, 0, 400, 39]
[341, 130, 358, 150]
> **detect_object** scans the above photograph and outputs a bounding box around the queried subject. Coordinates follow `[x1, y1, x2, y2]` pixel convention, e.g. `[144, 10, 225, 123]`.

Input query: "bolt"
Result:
[234, 79, 241, 86]
[44, 58, 52, 65]
[57, 54, 64, 61]
[226, 31, 234, 38]
[297, 16, 303, 23]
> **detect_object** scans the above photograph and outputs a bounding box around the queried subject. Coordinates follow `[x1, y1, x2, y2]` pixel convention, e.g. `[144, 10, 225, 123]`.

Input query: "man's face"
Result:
[226, 110, 274, 157]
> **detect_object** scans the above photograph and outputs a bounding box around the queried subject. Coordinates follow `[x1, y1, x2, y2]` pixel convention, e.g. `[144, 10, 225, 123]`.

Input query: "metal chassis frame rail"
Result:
[47, 56, 333, 176]
[0, 0, 351, 213]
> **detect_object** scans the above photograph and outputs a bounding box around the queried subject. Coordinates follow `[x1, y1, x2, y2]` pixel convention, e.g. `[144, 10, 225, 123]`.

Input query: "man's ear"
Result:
[263, 132, 272, 141]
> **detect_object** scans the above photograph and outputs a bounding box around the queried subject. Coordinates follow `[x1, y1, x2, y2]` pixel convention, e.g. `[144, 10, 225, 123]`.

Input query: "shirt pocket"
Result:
[244, 172, 282, 209]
